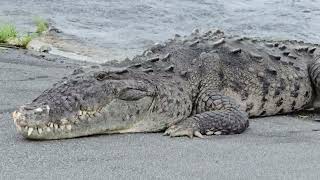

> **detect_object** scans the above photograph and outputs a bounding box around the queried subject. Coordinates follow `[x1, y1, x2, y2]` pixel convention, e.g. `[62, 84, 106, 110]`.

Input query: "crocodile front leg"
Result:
[164, 90, 249, 138]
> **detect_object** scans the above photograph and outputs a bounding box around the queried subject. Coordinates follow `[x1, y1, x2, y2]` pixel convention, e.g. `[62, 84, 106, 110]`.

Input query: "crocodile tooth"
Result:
[38, 128, 43, 134]
[27, 127, 34, 136]
[46, 127, 51, 132]
[66, 125, 72, 131]
[214, 131, 222, 135]
[61, 118, 69, 124]
[212, 38, 225, 46]
[12, 111, 18, 120]
[60, 125, 65, 130]
[194, 131, 204, 138]
[53, 124, 58, 129]
[49, 123, 54, 128]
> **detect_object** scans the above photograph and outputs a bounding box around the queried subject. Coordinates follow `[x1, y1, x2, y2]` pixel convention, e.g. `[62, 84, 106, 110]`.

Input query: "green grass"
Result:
[19, 34, 33, 47]
[34, 17, 48, 34]
[0, 24, 17, 43]
[0, 18, 48, 48]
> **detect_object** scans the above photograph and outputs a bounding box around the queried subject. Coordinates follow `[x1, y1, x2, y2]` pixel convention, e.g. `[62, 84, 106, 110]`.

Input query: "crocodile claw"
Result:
[163, 125, 204, 139]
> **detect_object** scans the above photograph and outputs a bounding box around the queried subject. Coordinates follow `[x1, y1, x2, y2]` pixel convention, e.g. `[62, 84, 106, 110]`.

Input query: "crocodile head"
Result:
[12, 68, 191, 140]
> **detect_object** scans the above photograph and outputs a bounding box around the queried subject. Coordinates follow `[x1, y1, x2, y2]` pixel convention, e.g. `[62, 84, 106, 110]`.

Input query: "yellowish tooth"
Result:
[38, 128, 43, 134]
[60, 125, 65, 130]
[12, 111, 16, 118]
[12, 111, 21, 120]
[27, 127, 34, 136]
[25, 126, 28, 131]
[49, 123, 53, 128]
[53, 124, 58, 129]
[78, 111, 83, 116]
[46, 127, 51, 132]
[69, 118, 77, 123]
[61, 118, 69, 124]
[66, 124, 72, 131]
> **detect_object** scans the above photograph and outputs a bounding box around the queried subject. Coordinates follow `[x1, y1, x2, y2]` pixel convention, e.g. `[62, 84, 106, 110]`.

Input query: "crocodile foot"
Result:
[163, 123, 204, 139]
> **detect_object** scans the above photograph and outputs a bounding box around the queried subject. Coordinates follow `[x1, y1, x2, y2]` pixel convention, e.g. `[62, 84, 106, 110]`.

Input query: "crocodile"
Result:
[11, 29, 320, 140]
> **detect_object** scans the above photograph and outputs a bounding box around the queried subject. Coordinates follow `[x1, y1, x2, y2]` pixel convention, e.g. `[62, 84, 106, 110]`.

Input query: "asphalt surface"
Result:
[2, 48, 320, 180]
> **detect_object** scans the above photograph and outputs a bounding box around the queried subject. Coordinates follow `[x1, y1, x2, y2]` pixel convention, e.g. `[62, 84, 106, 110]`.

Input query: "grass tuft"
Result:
[19, 34, 33, 48]
[0, 24, 17, 43]
[34, 17, 48, 34]
[0, 17, 48, 48]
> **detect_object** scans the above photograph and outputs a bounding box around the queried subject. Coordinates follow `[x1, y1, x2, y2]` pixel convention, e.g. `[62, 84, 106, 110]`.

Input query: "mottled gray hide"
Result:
[12, 29, 320, 140]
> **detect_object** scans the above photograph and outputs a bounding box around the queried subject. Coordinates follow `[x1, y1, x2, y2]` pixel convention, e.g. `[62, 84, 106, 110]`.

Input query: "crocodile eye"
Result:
[118, 88, 148, 101]
[95, 72, 108, 81]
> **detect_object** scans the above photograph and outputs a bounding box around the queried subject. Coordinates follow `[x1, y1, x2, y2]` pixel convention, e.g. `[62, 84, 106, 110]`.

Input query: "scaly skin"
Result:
[12, 29, 320, 140]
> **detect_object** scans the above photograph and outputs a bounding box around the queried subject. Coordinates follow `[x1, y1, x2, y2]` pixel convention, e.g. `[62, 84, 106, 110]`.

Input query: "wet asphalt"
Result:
[1, 48, 320, 180]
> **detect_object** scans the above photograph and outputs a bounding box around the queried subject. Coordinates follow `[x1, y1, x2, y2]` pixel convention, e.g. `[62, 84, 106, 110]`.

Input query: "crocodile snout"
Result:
[12, 104, 54, 138]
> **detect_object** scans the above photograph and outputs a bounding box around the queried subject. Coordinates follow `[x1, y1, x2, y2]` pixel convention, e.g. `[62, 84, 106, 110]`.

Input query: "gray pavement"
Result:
[1, 48, 320, 180]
